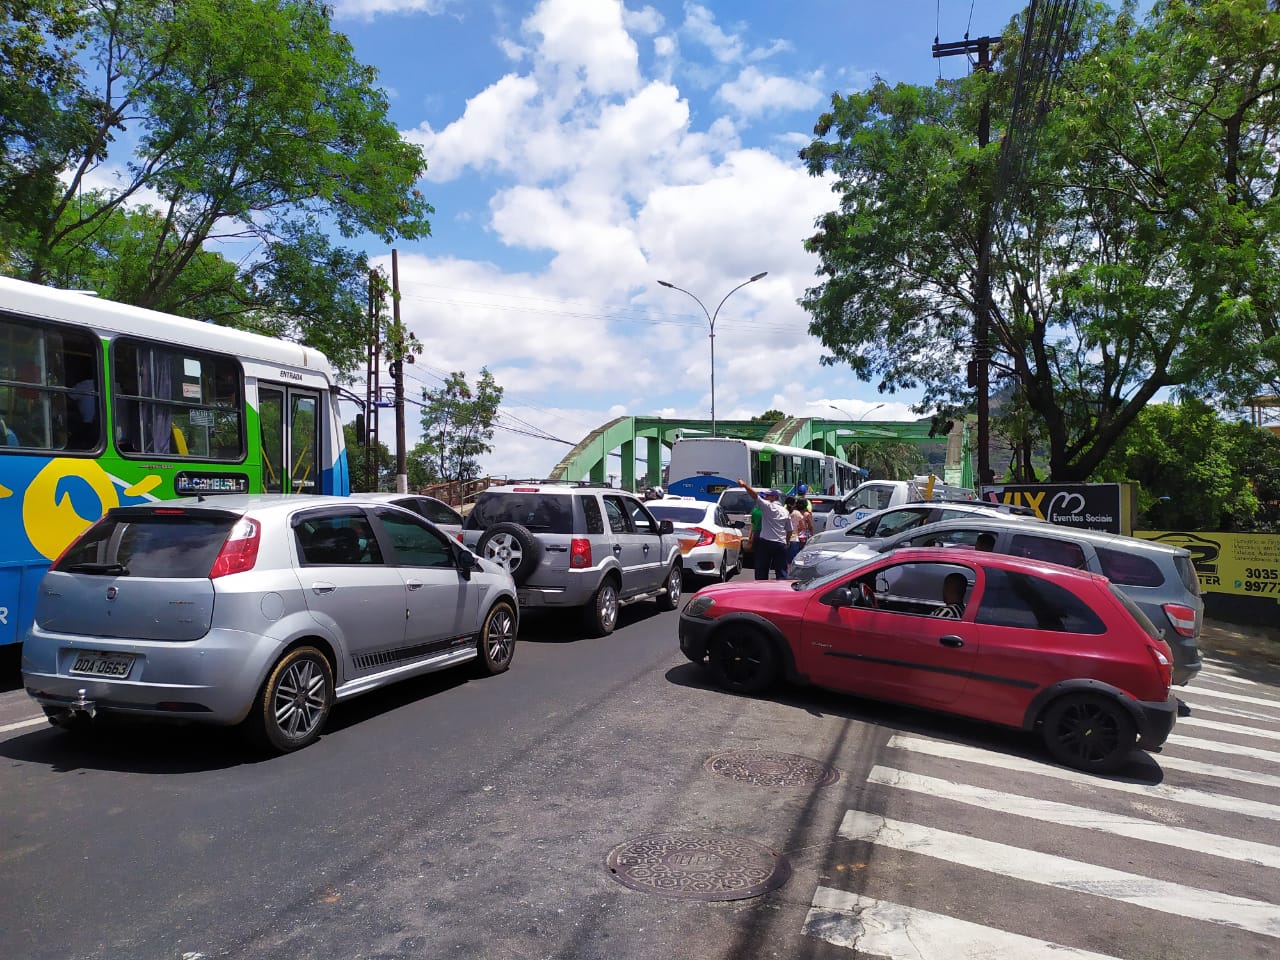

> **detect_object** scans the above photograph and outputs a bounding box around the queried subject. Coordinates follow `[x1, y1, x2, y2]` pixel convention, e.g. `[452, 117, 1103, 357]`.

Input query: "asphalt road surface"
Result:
[1, 600, 1278, 960]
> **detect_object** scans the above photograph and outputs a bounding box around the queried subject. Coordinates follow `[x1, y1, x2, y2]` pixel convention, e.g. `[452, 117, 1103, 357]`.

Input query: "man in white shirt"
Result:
[737, 478, 791, 580]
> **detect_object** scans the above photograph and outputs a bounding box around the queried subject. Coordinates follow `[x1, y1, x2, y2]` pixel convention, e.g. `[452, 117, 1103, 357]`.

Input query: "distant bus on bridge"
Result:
[665, 437, 860, 502]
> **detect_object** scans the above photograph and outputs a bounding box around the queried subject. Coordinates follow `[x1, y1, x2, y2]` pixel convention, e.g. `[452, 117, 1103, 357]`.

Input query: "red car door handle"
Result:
[939, 635, 964, 648]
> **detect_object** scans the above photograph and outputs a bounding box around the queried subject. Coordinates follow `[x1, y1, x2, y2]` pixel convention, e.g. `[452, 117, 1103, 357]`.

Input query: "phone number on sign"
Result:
[1243, 580, 1280, 593]
[1245, 567, 1279, 580]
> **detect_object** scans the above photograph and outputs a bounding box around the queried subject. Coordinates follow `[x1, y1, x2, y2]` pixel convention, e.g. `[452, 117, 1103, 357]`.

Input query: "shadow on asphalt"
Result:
[513, 602, 668, 643]
[0, 663, 484, 775]
[664, 661, 1169, 786]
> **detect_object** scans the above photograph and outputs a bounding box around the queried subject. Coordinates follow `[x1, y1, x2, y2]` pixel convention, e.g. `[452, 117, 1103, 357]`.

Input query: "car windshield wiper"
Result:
[62, 561, 130, 575]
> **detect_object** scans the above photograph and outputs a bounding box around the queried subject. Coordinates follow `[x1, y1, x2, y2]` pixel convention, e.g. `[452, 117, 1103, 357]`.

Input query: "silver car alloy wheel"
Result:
[486, 605, 516, 665]
[272, 657, 329, 740]
[482, 532, 523, 574]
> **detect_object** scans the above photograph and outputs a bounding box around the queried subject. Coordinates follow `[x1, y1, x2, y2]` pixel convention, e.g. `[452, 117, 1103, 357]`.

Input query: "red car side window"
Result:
[975, 568, 1105, 634]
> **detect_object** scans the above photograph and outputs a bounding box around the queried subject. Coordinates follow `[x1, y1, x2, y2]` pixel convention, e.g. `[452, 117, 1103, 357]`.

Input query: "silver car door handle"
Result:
[643, 544, 650, 552]
[406, 580, 424, 590]
[312, 582, 336, 595]
[613, 544, 623, 554]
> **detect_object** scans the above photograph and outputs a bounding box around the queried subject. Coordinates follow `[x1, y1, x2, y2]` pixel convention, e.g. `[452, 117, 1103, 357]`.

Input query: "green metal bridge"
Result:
[547, 416, 974, 491]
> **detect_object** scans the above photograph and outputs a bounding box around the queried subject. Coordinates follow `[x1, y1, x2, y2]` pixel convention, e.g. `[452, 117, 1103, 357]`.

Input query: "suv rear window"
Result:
[1096, 546, 1164, 587]
[55, 510, 235, 578]
[718, 490, 756, 513]
[465, 493, 573, 534]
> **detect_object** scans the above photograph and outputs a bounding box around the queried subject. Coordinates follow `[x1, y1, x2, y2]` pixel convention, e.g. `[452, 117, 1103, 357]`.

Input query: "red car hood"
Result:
[692, 579, 806, 617]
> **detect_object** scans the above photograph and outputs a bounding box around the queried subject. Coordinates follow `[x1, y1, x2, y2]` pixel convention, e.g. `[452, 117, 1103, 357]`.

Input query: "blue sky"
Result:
[325, 0, 1031, 480]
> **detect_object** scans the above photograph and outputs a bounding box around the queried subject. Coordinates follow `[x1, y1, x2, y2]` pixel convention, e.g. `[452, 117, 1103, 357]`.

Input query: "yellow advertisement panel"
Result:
[1134, 531, 1280, 604]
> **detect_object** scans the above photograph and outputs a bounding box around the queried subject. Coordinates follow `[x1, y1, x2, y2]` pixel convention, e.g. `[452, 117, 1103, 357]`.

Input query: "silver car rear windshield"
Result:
[55, 510, 235, 579]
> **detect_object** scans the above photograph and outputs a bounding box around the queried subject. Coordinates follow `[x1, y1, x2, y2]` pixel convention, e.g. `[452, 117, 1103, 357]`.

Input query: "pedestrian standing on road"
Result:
[786, 496, 807, 569]
[794, 483, 814, 543]
[738, 478, 790, 580]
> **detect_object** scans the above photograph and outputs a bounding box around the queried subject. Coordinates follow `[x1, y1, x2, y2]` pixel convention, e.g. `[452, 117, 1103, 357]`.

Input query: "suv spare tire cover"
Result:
[476, 522, 543, 584]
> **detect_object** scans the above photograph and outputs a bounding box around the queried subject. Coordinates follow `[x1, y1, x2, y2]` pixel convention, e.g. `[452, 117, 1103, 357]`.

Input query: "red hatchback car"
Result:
[678, 548, 1178, 773]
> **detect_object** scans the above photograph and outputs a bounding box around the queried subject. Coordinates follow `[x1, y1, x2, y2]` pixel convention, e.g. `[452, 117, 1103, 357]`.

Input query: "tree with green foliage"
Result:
[751, 409, 787, 423]
[800, 0, 1279, 481]
[343, 420, 394, 493]
[418, 369, 503, 483]
[857, 441, 926, 481]
[0, 0, 431, 376]
[1096, 400, 1280, 531]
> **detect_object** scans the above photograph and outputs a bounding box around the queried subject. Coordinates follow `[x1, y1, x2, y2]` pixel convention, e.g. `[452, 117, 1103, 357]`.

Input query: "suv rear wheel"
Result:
[582, 576, 620, 637]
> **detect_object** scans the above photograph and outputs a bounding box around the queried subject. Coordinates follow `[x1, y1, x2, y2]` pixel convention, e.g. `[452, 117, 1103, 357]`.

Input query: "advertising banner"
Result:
[1134, 531, 1280, 608]
[980, 483, 1132, 534]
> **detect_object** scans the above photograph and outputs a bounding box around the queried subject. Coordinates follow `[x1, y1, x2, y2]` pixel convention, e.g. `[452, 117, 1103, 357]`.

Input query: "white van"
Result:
[815, 476, 976, 532]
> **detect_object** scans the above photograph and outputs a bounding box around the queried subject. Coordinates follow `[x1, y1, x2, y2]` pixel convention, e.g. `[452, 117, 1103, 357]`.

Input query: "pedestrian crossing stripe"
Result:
[1180, 685, 1280, 710]
[837, 811, 1280, 938]
[1155, 753, 1280, 789]
[804, 888, 1124, 960]
[1178, 715, 1280, 741]
[1165, 733, 1280, 763]
[1189, 700, 1280, 723]
[1199, 668, 1258, 686]
[866, 765, 1280, 868]
[885, 735, 1280, 819]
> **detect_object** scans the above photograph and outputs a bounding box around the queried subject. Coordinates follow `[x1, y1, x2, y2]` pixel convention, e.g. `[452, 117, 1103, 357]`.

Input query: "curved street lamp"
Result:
[829, 402, 885, 465]
[658, 272, 768, 437]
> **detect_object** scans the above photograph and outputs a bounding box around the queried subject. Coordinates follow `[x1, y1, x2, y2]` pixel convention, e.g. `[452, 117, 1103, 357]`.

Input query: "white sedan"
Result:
[645, 496, 744, 582]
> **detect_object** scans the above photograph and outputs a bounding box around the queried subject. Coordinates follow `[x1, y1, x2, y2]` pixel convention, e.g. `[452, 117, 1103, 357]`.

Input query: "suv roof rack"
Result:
[490, 478, 621, 490]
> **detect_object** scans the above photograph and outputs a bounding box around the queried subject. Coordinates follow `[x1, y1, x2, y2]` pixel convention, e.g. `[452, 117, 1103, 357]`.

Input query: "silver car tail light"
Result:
[209, 517, 261, 579]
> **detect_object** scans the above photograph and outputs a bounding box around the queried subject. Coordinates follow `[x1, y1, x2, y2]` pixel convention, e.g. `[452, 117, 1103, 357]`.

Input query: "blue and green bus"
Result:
[0, 276, 350, 651]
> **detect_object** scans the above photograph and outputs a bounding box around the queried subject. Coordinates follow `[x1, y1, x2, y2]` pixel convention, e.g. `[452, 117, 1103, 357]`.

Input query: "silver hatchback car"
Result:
[22, 495, 518, 752]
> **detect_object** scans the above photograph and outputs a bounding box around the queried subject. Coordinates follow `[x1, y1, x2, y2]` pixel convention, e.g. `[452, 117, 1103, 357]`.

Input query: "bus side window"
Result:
[0, 316, 99, 454]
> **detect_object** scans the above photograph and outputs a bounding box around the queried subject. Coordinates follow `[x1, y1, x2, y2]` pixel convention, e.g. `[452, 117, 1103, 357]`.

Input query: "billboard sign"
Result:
[980, 483, 1130, 534]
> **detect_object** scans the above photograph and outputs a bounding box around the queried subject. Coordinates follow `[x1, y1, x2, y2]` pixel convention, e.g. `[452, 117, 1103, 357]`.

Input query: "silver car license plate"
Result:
[70, 652, 134, 678]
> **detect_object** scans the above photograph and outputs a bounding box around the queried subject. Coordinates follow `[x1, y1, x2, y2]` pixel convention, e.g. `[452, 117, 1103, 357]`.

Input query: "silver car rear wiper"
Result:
[62, 561, 130, 575]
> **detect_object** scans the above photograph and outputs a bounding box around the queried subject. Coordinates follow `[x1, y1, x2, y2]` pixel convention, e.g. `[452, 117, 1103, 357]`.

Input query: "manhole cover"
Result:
[606, 833, 791, 901]
[704, 750, 840, 788]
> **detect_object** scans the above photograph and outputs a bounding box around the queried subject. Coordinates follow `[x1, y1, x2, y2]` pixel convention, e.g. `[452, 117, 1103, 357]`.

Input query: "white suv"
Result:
[462, 484, 685, 636]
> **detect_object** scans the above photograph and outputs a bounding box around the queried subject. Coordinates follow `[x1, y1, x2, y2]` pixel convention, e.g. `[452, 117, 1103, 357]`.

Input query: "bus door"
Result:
[259, 384, 321, 494]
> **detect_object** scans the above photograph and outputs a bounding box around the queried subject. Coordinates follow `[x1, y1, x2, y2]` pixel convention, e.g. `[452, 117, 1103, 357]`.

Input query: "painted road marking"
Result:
[1177, 715, 1280, 741]
[1181, 686, 1280, 710]
[0, 717, 46, 735]
[1154, 753, 1280, 789]
[838, 811, 1280, 939]
[886, 735, 1280, 819]
[1165, 734, 1280, 764]
[866, 765, 1280, 868]
[1188, 701, 1280, 723]
[1199, 669, 1258, 686]
[804, 888, 1123, 960]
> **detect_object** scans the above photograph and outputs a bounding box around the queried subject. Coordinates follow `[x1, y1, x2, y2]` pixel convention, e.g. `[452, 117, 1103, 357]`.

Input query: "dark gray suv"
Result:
[462, 484, 684, 636]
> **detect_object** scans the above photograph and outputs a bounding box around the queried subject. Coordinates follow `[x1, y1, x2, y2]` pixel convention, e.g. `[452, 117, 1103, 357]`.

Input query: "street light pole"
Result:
[829, 402, 884, 466]
[658, 272, 768, 437]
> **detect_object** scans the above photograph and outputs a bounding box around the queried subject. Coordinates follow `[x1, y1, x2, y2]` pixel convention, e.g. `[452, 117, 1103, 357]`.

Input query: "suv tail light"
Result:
[1163, 602, 1197, 637]
[570, 537, 592, 568]
[1146, 642, 1173, 689]
[209, 518, 260, 579]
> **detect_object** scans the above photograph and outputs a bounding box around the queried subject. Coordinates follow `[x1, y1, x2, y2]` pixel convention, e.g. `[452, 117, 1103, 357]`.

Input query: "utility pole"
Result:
[364, 271, 382, 492]
[391, 249, 408, 494]
[933, 34, 1000, 488]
